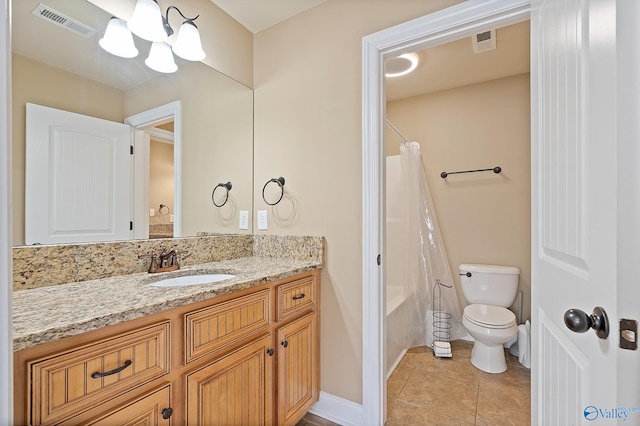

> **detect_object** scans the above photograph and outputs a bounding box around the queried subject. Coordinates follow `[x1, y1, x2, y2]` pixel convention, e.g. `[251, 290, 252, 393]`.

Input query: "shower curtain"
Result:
[399, 141, 466, 350]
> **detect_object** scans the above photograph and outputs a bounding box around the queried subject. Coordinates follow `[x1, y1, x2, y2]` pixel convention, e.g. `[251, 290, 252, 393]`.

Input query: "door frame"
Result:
[0, 0, 12, 422]
[125, 101, 182, 238]
[361, 0, 530, 423]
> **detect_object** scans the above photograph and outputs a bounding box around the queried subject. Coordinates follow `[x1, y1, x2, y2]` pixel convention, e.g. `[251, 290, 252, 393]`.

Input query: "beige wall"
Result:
[149, 139, 175, 225]
[124, 61, 254, 236]
[11, 54, 125, 245]
[386, 74, 532, 322]
[254, 0, 464, 404]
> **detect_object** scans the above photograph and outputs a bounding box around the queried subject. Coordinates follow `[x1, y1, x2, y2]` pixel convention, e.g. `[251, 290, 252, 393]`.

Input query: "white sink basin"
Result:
[148, 273, 235, 287]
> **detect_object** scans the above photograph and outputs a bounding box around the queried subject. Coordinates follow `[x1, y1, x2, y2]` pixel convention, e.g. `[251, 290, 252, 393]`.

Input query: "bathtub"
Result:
[387, 284, 411, 378]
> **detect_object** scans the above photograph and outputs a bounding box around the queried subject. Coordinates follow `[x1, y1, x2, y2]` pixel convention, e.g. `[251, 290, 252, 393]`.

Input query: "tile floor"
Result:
[298, 340, 531, 425]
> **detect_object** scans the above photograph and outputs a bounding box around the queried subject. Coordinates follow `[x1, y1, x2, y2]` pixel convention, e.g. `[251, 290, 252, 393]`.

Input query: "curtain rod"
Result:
[385, 119, 410, 144]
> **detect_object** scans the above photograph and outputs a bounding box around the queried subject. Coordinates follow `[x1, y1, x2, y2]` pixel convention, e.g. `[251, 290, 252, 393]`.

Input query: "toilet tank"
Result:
[459, 264, 520, 307]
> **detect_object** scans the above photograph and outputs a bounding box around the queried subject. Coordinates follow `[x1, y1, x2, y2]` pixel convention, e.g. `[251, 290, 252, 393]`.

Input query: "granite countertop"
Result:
[13, 256, 322, 352]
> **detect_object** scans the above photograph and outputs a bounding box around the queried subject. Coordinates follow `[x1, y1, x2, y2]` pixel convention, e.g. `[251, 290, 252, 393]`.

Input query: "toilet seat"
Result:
[464, 304, 516, 329]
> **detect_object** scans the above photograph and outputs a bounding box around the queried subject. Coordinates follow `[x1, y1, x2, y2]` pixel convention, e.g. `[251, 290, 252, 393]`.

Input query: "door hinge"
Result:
[129, 221, 133, 231]
[130, 145, 134, 155]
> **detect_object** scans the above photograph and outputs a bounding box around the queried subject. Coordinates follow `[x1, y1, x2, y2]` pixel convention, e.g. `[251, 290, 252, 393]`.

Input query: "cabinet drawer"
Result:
[185, 290, 271, 363]
[30, 322, 170, 425]
[276, 275, 317, 322]
[60, 384, 172, 426]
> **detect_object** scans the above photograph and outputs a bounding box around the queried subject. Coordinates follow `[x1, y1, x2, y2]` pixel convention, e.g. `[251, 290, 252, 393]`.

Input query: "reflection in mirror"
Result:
[11, 0, 253, 246]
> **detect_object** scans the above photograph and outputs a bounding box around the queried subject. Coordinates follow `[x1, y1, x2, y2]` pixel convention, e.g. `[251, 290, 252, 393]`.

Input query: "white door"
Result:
[25, 103, 133, 245]
[532, 0, 638, 424]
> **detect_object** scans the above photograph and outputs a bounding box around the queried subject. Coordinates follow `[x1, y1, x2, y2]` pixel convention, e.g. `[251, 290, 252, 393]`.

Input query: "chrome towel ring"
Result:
[262, 177, 285, 206]
[212, 181, 232, 207]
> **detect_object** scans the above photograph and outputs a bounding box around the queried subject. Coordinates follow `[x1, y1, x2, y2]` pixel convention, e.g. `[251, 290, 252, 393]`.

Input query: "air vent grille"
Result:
[31, 3, 97, 38]
[472, 29, 496, 54]
[476, 31, 492, 43]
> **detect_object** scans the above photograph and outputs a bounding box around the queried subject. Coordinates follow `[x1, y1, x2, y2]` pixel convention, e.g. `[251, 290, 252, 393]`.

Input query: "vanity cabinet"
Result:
[28, 322, 170, 425]
[14, 270, 320, 425]
[186, 334, 274, 425]
[67, 385, 172, 426]
[277, 312, 318, 426]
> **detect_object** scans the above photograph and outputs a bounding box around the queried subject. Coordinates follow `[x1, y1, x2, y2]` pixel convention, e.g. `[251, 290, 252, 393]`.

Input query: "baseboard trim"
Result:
[386, 348, 408, 380]
[308, 391, 363, 426]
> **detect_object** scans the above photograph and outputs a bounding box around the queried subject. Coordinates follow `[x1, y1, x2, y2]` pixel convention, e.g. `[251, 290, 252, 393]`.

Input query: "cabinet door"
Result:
[186, 334, 273, 426]
[277, 312, 318, 426]
[79, 385, 172, 426]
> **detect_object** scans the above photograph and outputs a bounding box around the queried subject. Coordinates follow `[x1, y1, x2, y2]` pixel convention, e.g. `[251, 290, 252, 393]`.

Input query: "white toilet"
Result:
[460, 264, 519, 374]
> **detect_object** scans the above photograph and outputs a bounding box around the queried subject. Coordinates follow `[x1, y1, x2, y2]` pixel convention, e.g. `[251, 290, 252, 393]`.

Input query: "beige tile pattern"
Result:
[387, 341, 531, 425]
[298, 340, 530, 426]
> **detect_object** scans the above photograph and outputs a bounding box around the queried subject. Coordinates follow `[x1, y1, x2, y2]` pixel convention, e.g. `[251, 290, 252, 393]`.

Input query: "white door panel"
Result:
[25, 103, 132, 245]
[532, 0, 626, 423]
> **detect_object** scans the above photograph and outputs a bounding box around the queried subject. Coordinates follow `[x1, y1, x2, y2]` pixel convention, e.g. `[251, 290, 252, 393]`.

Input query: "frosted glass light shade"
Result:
[99, 17, 138, 58]
[172, 21, 205, 61]
[127, 0, 167, 42]
[145, 41, 178, 73]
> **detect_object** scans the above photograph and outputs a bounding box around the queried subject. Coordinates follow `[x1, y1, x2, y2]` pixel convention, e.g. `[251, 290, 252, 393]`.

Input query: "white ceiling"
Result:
[386, 21, 530, 101]
[209, 0, 328, 33]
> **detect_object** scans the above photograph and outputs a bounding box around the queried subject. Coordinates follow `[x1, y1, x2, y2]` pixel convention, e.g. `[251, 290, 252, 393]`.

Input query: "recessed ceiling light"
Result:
[385, 52, 419, 78]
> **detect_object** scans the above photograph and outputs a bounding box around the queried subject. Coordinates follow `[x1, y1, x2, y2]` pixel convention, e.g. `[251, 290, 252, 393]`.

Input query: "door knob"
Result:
[564, 306, 609, 339]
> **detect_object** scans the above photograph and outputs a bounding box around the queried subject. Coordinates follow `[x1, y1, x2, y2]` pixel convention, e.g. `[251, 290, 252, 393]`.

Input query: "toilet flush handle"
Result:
[564, 307, 609, 339]
[460, 272, 471, 277]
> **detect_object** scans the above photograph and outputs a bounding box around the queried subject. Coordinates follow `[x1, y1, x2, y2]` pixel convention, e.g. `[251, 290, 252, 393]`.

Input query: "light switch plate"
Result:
[257, 210, 268, 230]
[149, 208, 155, 217]
[239, 211, 249, 230]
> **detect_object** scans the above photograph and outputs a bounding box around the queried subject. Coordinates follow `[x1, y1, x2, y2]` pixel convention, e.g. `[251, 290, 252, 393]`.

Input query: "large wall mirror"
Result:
[11, 0, 254, 246]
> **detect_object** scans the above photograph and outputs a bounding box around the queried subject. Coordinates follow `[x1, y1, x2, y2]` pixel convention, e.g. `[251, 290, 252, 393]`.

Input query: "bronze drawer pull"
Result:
[91, 359, 132, 379]
[292, 294, 306, 300]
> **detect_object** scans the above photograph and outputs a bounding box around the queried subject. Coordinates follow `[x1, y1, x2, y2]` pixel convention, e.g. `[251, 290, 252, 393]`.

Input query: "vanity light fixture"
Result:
[98, 0, 205, 73]
[385, 52, 419, 78]
[127, 0, 167, 42]
[145, 41, 178, 73]
[99, 17, 139, 58]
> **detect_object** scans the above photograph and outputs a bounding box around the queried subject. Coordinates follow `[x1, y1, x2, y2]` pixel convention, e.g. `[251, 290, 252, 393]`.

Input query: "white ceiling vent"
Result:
[31, 3, 97, 38]
[472, 29, 496, 54]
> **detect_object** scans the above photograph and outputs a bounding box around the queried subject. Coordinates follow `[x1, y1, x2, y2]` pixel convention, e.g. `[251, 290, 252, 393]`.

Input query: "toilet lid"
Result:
[464, 304, 516, 329]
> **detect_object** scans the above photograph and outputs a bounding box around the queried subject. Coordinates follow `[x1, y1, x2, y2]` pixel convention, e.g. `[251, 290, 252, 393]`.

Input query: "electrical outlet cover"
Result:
[257, 210, 268, 230]
[239, 211, 249, 230]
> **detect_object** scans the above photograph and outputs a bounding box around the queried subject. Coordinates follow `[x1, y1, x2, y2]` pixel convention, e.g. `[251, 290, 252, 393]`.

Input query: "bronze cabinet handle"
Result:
[91, 359, 132, 379]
